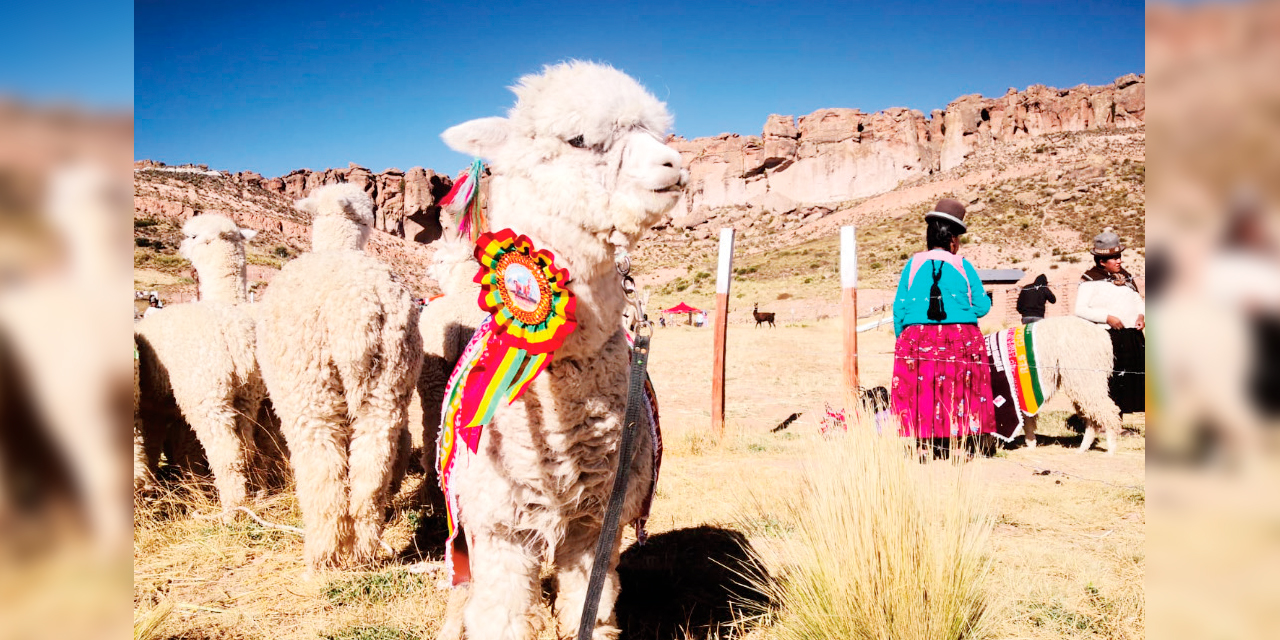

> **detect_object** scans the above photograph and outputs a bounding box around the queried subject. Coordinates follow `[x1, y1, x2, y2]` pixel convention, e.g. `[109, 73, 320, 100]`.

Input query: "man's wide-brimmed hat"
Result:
[1091, 228, 1125, 256]
[924, 198, 967, 232]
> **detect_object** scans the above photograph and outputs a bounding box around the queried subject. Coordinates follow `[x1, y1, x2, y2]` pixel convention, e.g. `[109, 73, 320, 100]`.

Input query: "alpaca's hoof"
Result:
[1025, 439, 1036, 449]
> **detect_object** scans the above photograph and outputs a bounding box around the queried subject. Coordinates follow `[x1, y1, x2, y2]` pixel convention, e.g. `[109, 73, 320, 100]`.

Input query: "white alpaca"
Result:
[135, 214, 266, 508]
[256, 184, 423, 569]
[415, 239, 489, 510]
[423, 61, 686, 640]
[1013, 316, 1125, 454]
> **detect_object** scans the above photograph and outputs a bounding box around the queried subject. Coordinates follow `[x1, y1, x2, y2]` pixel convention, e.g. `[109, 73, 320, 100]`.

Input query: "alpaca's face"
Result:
[179, 216, 255, 267]
[442, 62, 688, 246]
[514, 124, 686, 238]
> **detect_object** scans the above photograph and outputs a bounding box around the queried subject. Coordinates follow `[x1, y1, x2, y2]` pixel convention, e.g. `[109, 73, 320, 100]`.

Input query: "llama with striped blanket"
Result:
[986, 316, 1122, 454]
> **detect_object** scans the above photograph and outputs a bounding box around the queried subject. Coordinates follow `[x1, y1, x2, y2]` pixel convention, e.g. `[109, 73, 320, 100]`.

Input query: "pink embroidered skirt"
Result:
[891, 323, 996, 439]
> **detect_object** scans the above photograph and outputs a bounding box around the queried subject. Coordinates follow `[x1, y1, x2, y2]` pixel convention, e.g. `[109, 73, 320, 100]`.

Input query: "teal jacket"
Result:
[893, 250, 992, 336]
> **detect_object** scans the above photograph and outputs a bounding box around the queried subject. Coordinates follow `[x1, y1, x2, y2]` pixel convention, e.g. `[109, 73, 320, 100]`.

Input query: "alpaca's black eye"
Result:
[567, 135, 586, 149]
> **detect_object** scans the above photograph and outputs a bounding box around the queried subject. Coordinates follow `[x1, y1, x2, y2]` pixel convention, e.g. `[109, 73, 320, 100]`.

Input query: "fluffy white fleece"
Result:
[425, 61, 686, 640]
[255, 184, 423, 569]
[1017, 316, 1124, 454]
[135, 214, 266, 509]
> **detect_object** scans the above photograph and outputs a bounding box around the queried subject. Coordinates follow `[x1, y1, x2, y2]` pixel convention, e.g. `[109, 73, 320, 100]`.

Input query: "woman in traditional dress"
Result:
[891, 198, 994, 459]
[1075, 229, 1145, 415]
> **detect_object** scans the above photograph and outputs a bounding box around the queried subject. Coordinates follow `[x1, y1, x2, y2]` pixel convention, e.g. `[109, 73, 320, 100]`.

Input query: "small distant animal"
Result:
[771, 412, 802, 433]
[861, 385, 890, 413]
[753, 303, 776, 328]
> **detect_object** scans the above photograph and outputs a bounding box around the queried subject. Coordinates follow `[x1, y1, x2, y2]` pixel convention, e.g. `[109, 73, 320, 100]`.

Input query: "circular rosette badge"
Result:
[474, 230, 577, 354]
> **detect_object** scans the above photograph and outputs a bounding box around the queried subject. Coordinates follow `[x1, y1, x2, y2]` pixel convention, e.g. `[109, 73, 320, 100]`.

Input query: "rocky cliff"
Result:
[667, 73, 1144, 223]
[133, 167, 440, 299]
[135, 159, 456, 245]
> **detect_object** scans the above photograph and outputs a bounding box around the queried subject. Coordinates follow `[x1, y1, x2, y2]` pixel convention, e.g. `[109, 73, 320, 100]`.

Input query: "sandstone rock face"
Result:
[246, 163, 454, 240]
[671, 74, 1145, 218]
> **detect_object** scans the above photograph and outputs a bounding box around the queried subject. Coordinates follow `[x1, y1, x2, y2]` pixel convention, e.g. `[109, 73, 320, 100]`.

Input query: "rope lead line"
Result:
[577, 334, 650, 640]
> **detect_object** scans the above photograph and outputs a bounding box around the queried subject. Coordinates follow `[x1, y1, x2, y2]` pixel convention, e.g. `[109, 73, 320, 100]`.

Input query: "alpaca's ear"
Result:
[442, 117, 511, 157]
[239, 229, 258, 242]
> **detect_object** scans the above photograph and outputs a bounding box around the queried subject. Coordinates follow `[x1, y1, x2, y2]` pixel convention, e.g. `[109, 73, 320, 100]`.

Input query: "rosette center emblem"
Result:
[474, 229, 576, 354]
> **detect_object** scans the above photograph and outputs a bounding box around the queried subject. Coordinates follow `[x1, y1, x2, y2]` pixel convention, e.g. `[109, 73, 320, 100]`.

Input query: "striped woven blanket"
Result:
[986, 324, 1048, 441]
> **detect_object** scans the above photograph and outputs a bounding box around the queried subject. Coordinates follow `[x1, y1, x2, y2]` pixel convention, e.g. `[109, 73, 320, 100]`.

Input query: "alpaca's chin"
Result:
[644, 188, 683, 216]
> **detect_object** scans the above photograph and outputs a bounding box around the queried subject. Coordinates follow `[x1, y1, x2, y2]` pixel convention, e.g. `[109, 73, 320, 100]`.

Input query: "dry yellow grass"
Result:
[744, 421, 994, 640]
[133, 316, 1144, 639]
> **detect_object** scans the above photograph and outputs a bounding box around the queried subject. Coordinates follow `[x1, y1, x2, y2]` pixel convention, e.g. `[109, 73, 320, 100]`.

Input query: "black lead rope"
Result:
[576, 333, 650, 640]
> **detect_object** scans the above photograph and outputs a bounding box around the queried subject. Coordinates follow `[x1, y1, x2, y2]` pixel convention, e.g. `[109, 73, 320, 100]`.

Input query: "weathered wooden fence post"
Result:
[711, 228, 735, 437]
[841, 226, 859, 412]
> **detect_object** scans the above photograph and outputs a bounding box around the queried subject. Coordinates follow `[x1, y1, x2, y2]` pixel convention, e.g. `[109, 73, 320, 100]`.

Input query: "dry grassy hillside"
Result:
[638, 127, 1145, 315]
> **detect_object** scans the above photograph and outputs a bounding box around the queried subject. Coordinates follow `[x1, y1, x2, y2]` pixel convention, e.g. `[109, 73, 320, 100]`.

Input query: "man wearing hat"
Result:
[1076, 228, 1145, 415]
[890, 198, 995, 457]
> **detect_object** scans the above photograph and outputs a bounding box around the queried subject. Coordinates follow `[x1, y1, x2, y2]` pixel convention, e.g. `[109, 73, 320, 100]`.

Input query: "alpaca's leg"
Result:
[185, 398, 250, 510]
[416, 353, 450, 511]
[1078, 419, 1098, 453]
[134, 411, 162, 490]
[281, 407, 351, 569]
[387, 424, 413, 499]
[1091, 402, 1123, 457]
[168, 418, 206, 473]
[232, 393, 263, 490]
[436, 583, 470, 640]
[463, 531, 542, 640]
[1023, 414, 1037, 448]
[554, 523, 623, 640]
[133, 421, 151, 490]
[348, 399, 401, 564]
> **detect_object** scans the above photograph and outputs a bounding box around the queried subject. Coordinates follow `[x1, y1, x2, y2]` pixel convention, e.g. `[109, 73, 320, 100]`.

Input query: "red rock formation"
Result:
[672, 74, 1145, 218]
[247, 163, 454, 241]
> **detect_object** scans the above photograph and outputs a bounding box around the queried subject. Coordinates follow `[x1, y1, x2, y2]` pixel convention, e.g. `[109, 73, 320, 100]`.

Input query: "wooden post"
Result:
[841, 226, 859, 412]
[711, 228, 735, 437]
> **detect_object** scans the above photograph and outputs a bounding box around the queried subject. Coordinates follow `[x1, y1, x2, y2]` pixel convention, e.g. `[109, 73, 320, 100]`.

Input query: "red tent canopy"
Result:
[662, 302, 702, 314]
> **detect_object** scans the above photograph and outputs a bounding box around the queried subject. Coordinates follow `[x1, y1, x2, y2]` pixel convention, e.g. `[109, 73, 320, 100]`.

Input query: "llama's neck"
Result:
[311, 217, 369, 252]
[194, 246, 248, 304]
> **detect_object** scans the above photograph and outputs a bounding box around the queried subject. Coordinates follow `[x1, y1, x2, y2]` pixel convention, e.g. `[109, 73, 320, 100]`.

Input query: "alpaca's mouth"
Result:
[653, 184, 683, 194]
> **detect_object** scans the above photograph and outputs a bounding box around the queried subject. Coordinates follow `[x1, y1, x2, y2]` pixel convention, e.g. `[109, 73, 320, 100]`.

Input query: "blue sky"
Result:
[1, 3, 133, 109]
[135, 0, 1144, 177]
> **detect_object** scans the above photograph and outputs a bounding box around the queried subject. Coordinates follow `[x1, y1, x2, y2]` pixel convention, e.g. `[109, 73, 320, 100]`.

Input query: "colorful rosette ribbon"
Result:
[436, 229, 577, 584]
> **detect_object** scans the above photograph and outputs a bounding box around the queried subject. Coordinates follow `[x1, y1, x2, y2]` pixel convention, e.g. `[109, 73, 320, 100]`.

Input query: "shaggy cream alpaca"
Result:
[415, 238, 488, 509]
[256, 184, 422, 569]
[135, 214, 266, 508]
[1017, 316, 1124, 454]
[423, 61, 686, 640]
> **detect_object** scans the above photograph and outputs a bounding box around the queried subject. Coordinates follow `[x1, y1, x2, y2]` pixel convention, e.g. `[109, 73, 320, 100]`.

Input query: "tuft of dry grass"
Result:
[134, 600, 174, 640]
[746, 421, 995, 640]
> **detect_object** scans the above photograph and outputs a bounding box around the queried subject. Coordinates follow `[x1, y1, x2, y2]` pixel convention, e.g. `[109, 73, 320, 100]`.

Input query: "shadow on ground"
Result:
[616, 525, 772, 640]
[394, 454, 449, 563]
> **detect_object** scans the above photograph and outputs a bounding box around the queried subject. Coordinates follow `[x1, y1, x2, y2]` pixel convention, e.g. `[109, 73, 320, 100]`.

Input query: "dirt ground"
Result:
[134, 318, 1144, 639]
